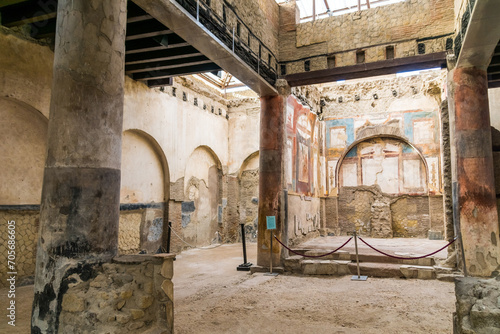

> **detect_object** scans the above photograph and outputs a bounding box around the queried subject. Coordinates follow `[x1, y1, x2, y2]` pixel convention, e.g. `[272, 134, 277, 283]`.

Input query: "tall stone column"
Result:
[451, 66, 500, 277]
[257, 81, 289, 267]
[31, 1, 127, 332]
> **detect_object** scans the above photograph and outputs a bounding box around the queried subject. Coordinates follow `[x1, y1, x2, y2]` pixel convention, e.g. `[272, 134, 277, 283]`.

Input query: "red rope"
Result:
[358, 237, 457, 260]
[273, 235, 353, 258]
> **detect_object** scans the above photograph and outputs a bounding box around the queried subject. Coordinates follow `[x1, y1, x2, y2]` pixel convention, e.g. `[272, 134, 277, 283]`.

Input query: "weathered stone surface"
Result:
[284, 256, 303, 272]
[55, 256, 174, 333]
[61, 293, 85, 313]
[161, 280, 174, 301]
[455, 277, 500, 334]
[130, 309, 145, 320]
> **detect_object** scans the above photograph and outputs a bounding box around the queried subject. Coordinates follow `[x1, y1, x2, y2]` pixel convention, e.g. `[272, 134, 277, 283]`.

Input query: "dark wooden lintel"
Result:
[147, 77, 173, 88]
[284, 52, 448, 87]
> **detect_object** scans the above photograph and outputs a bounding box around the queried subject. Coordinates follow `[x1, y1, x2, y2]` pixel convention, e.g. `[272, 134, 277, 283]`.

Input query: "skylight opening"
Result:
[279, 0, 405, 23]
[396, 67, 443, 78]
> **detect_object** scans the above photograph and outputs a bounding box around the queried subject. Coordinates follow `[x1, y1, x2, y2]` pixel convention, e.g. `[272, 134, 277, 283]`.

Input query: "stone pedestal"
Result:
[451, 66, 500, 277]
[31, 0, 127, 331]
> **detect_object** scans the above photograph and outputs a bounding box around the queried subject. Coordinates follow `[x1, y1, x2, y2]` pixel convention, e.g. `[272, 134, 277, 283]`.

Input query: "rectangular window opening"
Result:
[386, 46, 394, 60]
[327, 56, 336, 69]
[356, 50, 365, 64]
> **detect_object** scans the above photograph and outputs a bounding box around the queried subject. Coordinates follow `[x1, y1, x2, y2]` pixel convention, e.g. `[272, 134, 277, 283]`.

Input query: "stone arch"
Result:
[183, 145, 223, 247]
[334, 134, 429, 193]
[238, 150, 259, 179]
[0, 96, 48, 204]
[238, 151, 260, 241]
[0, 97, 48, 287]
[119, 129, 170, 254]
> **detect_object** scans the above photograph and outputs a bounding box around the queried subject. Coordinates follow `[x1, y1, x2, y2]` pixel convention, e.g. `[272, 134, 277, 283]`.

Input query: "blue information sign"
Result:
[266, 216, 276, 230]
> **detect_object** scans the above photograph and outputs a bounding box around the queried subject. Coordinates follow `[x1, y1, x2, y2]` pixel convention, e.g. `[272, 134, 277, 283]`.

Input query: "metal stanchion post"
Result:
[264, 216, 278, 276]
[264, 232, 278, 276]
[166, 221, 172, 253]
[351, 230, 367, 281]
[237, 223, 252, 271]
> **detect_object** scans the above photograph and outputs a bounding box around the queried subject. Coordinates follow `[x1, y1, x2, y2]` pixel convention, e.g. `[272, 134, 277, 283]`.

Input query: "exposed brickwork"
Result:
[391, 196, 431, 238]
[279, 0, 454, 74]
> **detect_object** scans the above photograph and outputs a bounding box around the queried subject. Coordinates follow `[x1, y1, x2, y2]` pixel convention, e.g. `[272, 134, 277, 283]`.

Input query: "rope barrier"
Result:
[273, 235, 353, 258]
[358, 236, 457, 260]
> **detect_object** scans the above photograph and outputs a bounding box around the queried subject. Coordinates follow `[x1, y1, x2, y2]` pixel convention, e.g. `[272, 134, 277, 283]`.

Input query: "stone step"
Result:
[348, 262, 404, 278]
[283, 255, 303, 273]
[295, 249, 436, 266]
[354, 253, 435, 266]
[400, 265, 436, 279]
[301, 259, 351, 276]
[291, 249, 351, 260]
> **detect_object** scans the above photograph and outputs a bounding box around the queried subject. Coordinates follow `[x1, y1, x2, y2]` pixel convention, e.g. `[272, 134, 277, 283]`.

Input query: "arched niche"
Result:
[0, 97, 48, 204]
[335, 134, 429, 195]
[119, 129, 170, 254]
[183, 146, 223, 247]
[238, 151, 259, 241]
[334, 135, 433, 238]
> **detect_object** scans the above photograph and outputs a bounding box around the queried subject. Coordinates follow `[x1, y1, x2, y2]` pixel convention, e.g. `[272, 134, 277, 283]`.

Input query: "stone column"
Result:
[451, 66, 500, 277]
[257, 81, 289, 267]
[31, 0, 127, 332]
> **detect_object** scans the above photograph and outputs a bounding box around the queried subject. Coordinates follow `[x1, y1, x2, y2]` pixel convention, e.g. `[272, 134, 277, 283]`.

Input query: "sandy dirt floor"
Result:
[0, 242, 456, 334]
[173, 243, 455, 334]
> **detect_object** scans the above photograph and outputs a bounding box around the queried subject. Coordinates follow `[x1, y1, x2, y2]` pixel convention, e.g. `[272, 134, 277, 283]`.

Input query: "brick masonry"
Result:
[279, 0, 454, 75]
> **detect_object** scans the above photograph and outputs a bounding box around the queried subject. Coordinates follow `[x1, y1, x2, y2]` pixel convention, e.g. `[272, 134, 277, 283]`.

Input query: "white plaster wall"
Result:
[227, 99, 260, 174]
[0, 30, 53, 119]
[488, 87, 500, 131]
[123, 77, 229, 183]
[120, 131, 165, 203]
[184, 147, 220, 192]
[0, 98, 48, 204]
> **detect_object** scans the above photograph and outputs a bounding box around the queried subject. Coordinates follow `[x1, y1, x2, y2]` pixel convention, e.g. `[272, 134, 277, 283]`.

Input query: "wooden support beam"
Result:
[284, 52, 447, 87]
[29, 17, 56, 39]
[126, 19, 173, 41]
[125, 47, 202, 65]
[0, 0, 57, 27]
[126, 55, 211, 74]
[133, 63, 222, 81]
[0, 0, 29, 8]
[312, 0, 316, 21]
[367, 0, 371, 9]
[126, 34, 188, 54]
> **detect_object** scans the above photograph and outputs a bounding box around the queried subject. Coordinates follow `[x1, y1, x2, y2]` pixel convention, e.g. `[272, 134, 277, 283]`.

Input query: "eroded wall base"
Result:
[454, 277, 500, 334]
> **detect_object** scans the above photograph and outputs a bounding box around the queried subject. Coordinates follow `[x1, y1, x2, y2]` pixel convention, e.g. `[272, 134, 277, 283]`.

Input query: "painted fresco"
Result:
[325, 110, 441, 196]
[286, 95, 320, 196]
[297, 140, 309, 183]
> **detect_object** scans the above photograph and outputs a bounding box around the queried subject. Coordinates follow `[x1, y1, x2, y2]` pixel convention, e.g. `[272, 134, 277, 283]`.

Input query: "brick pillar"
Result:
[452, 66, 500, 277]
[257, 81, 288, 267]
[31, 0, 127, 331]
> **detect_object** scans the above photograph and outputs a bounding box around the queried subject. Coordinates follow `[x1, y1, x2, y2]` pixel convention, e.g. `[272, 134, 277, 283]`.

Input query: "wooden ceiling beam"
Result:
[126, 55, 211, 74]
[284, 52, 447, 87]
[0, 0, 57, 27]
[133, 63, 222, 81]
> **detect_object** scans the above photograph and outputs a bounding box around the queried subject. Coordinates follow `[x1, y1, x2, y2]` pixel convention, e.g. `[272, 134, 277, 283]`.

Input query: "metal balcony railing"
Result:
[175, 0, 278, 87]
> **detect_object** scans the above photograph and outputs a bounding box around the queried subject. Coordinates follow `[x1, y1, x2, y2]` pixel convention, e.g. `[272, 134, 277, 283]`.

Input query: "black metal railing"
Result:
[175, 0, 277, 87]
